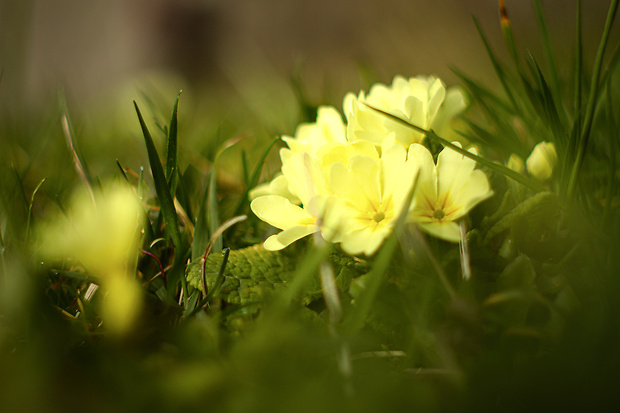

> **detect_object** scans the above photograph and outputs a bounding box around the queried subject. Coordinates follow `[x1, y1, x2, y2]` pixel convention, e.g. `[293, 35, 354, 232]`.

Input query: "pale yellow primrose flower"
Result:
[252, 137, 420, 256]
[326, 138, 420, 256]
[251, 104, 403, 254]
[250, 107, 352, 250]
[251, 151, 342, 250]
[409, 143, 493, 242]
[281, 106, 347, 157]
[249, 106, 347, 204]
[526, 141, 557, 181]
[38, 183, 143, 336]
[343, 75, 467, 147]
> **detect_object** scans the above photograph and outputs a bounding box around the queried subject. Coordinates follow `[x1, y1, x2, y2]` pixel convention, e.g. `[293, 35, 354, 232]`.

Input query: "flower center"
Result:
[373, 211, 386, 222]
[432, 208, 445, 220]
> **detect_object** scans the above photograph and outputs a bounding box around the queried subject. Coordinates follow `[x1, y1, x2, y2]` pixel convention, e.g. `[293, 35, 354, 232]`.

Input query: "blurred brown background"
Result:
[0, 0, 616, 112]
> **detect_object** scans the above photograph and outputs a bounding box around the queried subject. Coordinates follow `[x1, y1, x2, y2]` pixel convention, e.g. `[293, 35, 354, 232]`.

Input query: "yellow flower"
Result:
[409, 143, 493, 242]
[252, 137, 420, 255]
[343, 75, 467, 147]
[526, 141, 557, 181]
[250, 151, 341, 251]
[281, 106, 347, 157]
[38, 183, 143, 336]
[248, 173, 300, 205]
[326, 138, 420, 255]
[249, 106, 347, 205]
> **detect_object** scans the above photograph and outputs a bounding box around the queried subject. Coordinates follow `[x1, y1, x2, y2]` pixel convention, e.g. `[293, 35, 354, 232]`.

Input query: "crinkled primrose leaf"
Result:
[185, 244, 369, 306]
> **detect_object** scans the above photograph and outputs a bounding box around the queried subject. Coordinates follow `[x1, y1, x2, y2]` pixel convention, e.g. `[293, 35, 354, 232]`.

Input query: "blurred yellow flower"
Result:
[526, 141, 557, 181]
[409, 143, 493, 242]
[507, 153, 526, 173]
[343, 75, 467, 147]
[281, 106, 347, 157]
[38, 183, 143, 336]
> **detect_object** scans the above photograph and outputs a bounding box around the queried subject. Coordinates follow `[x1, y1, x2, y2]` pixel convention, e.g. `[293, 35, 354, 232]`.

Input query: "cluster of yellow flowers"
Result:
[251, 75, 494, 256]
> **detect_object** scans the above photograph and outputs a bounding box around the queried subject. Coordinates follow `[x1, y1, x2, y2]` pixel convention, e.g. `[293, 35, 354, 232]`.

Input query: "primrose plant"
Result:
[250, 75, 493, 256]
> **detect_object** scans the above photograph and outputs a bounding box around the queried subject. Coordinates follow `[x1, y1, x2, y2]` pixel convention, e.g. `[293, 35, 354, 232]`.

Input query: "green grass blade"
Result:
[208, 164, 221, 253]
[567, 0, 619, 198]
[192, 171, 212, 261]
[24, 177, 46, 244]
[344, 172, 421, 333]
[499, 0, 522, 75]
[527, 52, 568, 145]
[563, 0, 584, 191]
[574, 0, 583, 124]
[134, 101, 184, 253]
[165, 91, 181, 187]
[233, 137, 280, 217]
[532, 0, 560, 99]
[60, 106, 94, 205]
[449, 66, 512, 114]
[367, 104, 545, 192]
[175, 169, 194, 225]
[602, 74, 618, 228]
[472, 14, 518, 111]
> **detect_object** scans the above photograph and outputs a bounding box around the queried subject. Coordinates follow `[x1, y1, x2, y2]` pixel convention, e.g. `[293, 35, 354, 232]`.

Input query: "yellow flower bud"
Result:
[526, 141, 557, 181]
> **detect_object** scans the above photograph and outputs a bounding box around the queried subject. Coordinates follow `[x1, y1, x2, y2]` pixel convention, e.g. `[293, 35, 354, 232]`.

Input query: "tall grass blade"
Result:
[527, 52, 567, 145]
[24, 178, 46, 244]
[233, 137, 280, 217]
[165, 91, 181, 187]
[134, 101, 184, 254]
[472, 14, 518, 111]
[366, 104, 545, 192]
[567, 0, 619, 198]
[532, 0, 560, 99]
[450, 66, 512, 113]
[602, 75, 618, 228]
[563, 0, 584, 192]
[208, 164, 221, 253]
[61, 110, 95, 206]
[574, 0, 583, 125]
[344, 173, 419, 333]
[499, 0, 522, 75]
[192, 172, 212, 261]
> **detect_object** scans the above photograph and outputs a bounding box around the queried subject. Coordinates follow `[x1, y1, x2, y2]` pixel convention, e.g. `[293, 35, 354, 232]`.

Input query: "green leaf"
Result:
[532, 0, 560, 99]
[207, 164, 221, 253]
[165, 91, 181, 187]
[134, 101, 184, 254]
[366, 104, 545, 192]
[567, 0, 619, 198]
[472, 14, 518, 111]
[527, 51, 568, 146]
[232, 137, 280, 217]
[25, 177, 46, 243]
[344, 171, 422, 333]
[485, 191, 558, 241]
[192, 171, 212, 261]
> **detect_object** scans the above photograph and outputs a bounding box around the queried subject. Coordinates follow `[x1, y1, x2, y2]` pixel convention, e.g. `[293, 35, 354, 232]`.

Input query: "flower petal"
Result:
[264, 225, 319, 250]
[250, 195, 315, 230]
[418, 220, 460, 243]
